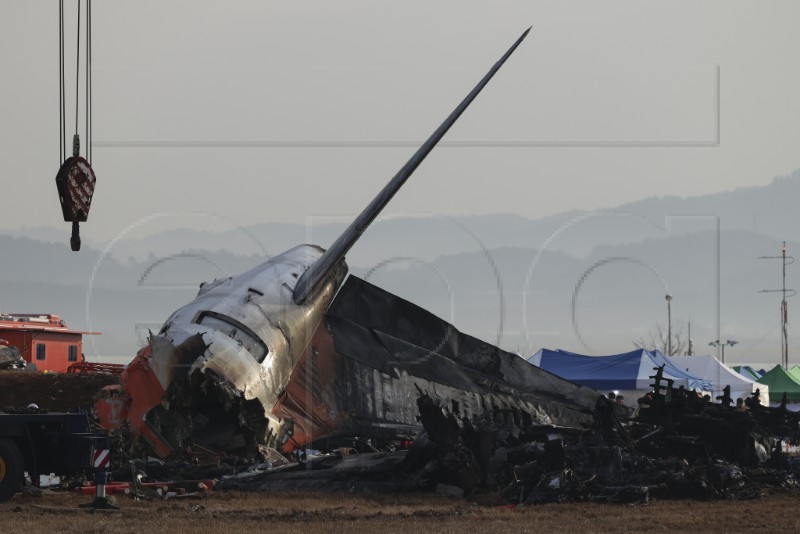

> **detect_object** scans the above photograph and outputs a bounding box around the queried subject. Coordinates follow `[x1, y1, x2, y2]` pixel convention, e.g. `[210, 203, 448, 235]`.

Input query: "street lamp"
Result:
[709, 339, 738, 364]
[665, 294, 673, 355]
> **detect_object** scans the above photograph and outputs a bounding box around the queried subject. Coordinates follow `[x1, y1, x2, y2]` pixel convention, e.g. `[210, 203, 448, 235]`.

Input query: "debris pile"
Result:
[0, 345, 26, 370]
[403, 368, 800, 504]
[214, 368, 800, 504]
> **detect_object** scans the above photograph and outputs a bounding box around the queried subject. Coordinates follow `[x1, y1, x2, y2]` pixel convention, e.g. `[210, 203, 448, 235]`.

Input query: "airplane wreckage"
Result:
[99, 28, 599, 458]
[97, 30, 800, 503]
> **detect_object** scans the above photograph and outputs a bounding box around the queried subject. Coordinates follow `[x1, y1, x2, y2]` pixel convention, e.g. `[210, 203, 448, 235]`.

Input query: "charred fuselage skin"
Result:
[129, 261, 599, 457]
[268, 275, 600, 452]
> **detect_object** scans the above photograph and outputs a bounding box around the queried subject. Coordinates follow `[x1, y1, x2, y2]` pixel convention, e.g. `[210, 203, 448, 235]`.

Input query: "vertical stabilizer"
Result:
[293, 28, 531, 304]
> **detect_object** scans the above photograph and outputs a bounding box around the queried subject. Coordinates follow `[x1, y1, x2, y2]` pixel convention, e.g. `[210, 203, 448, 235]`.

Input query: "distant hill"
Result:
[4, 168, 800, 264]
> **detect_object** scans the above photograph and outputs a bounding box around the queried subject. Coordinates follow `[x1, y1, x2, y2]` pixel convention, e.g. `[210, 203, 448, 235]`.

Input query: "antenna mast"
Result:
[687, 318, 693, 355]
[759, 241, 795, 368]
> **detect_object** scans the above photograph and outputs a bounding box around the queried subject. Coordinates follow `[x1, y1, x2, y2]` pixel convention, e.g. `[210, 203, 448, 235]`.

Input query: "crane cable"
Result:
[58, 0, 63, 163]
[58, 0, 92, 162]
[87, 0, 92, 163]
[75, 0, 79, 142]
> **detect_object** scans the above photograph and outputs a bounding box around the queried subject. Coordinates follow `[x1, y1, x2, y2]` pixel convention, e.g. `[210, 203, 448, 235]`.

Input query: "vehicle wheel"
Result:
[0, 438, 24, 501]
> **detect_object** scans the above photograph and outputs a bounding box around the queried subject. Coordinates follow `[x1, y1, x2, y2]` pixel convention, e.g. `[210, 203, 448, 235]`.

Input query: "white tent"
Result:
[670, 354, 769, 405]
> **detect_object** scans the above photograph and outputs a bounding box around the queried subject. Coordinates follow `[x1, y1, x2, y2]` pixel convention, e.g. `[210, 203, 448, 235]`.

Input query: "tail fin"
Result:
[293, 27, 531, 304]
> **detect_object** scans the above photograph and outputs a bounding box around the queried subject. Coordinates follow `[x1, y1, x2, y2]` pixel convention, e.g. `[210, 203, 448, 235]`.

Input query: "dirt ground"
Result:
[0, 370, 117, 412]
[1, 490, 799, 534]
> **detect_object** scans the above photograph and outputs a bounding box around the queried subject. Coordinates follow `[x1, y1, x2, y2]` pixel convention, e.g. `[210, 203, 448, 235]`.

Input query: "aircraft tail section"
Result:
[292, 28, 532, 304]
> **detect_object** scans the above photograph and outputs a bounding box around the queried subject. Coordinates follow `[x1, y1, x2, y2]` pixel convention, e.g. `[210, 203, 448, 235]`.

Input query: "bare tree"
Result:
[633, 323, 687, 356]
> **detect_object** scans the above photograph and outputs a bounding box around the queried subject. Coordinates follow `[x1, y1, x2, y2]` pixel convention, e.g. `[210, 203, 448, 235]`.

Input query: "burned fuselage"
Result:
[124, 258, 599, 457]
[113, 27, 600, 458]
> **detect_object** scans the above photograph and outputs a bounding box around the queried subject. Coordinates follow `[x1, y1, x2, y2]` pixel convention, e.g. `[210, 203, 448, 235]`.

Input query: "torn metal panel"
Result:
[326, 276, 600, 428]
[216, 451, 415, 493]
[268, 276, 598, 451]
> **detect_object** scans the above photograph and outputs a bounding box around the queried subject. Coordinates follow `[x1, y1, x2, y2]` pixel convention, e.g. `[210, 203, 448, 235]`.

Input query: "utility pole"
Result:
[666, 294, 673, 356]
[687, 319, 693, 356]
[759, 242, 795, 368]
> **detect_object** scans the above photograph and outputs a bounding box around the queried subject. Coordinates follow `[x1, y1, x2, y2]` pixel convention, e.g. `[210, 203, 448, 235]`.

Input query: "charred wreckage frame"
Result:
[100, 27, 603, 459]
[95, 29, 800, 502]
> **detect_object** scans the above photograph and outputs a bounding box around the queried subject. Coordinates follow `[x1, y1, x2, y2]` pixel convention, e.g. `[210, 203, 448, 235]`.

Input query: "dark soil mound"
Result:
[0, 370, 118, 412]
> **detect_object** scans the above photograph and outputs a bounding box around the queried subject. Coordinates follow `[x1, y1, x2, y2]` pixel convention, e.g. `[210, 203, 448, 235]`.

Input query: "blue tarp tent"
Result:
[527, 348, 711, 392]
[733, 365, 764, 381]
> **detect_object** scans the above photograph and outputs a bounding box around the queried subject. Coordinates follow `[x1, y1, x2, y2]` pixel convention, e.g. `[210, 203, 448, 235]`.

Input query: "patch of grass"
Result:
[2, 490, 798, 533]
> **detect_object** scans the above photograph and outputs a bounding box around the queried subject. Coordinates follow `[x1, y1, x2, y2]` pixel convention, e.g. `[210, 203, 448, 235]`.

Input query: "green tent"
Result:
[757, 364, 800, 404]
[789, 365, 800, 383]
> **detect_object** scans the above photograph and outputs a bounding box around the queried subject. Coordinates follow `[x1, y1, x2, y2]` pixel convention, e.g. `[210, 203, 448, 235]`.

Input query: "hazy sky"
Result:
[2, 1, 800, 241]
